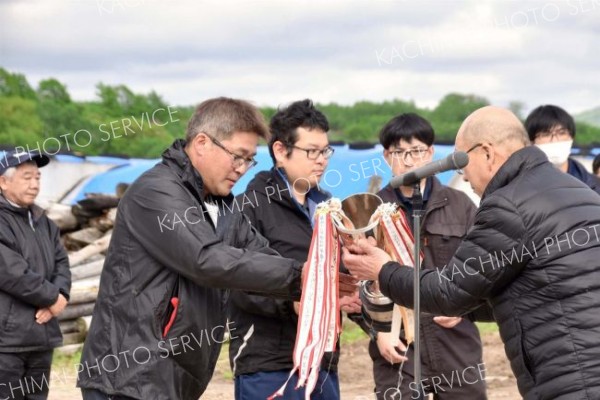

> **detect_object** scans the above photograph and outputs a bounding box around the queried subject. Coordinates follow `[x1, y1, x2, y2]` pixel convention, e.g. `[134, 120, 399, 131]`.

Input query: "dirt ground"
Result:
[48, 330, 520, 400]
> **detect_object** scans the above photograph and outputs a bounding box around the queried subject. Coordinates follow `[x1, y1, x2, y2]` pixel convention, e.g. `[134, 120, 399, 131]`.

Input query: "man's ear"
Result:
[272, 141, 287, 164]
[482, 143, 495, 170]
[189, 133, 209, 156]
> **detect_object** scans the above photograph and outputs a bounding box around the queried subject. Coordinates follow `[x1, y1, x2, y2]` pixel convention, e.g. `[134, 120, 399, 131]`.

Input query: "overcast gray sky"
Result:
[1, 0, 599, 113]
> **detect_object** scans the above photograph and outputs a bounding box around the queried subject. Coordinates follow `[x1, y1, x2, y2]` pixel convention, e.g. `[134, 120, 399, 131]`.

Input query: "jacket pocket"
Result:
[162, 297, 180, 338]
[0, 294, 14, 332]
[423, 223, 467, 266]
[153, 276, 181, 339]
[514, 319, 536, 384]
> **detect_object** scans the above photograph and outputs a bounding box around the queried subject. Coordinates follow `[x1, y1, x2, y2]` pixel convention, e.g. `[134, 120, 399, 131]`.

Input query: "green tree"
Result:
[0, 97, 43, 148]
[0, 68, 36, 99]
[37, 79, 71, 103]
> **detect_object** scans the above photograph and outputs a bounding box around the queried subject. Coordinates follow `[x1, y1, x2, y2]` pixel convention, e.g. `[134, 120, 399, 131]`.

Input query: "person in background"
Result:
[78, 97, 356, 400]
[525, 104, 600, 194]
[229, 99, 359, 400]
[0, 150, 71, 400]
[368, 113, 486, 400]
[344, 106, 600, 400]
[593, 153, 600, 177]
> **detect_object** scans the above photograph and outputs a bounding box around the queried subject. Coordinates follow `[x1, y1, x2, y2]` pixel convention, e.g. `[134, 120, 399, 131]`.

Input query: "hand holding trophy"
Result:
[336, 193, 422, 347]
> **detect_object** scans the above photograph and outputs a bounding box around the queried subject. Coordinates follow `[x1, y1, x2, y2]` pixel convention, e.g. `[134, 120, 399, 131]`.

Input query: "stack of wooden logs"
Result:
[47, 194, 121, 348]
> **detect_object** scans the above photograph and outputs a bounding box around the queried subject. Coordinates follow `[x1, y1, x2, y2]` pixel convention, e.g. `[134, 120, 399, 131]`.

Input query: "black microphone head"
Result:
[451, 151, 469, 169]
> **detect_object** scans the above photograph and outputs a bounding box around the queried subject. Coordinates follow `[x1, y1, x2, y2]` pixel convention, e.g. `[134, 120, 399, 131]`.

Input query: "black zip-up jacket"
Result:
[0, 195, 71, 352]
[379, 146, 600, 399]
[568, 157, 600, 195]
[77, 140, 302, 400]
[371, 178, 485, 389]
[228, 168, 339, 377]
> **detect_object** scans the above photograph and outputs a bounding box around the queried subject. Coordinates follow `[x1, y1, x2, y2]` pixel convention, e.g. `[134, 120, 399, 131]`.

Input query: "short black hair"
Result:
[379, 113, 435, 149]
[524, 105, 576, 141]
[268, 99, 329, 164]
[593, 153, 600, 175]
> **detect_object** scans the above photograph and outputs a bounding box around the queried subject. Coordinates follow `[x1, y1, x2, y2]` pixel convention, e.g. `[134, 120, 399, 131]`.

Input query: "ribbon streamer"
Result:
[271, 200, 420, 399]
[270, 203, 340, 400]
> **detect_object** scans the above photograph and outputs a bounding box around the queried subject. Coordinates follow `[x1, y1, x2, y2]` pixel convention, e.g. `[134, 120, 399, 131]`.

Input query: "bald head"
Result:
[458, 106, 530, 155]
[454, 107, 531, 197]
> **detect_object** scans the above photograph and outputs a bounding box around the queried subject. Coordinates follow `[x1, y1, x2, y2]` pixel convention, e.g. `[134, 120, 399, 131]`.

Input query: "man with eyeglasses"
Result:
[77, 97, 357, 400]
[367, 113, 486, 400]
[228, 99, 355, 400]
[343, 106, 600, 400]
[525, 104, 600, 194]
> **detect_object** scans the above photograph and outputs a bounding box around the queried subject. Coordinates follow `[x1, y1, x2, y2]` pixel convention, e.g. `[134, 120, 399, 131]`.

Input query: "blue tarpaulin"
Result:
[62, 145, 599, 204]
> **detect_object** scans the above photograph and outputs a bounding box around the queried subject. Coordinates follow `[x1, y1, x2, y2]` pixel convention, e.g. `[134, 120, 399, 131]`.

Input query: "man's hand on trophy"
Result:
[376, 331, 408, 365]
[340, 291, 362, 314]
[302, 261, 358, 299]
[433, 316, 463, 329]
[341, 237, 392, 281]
[339, 273, 359, 298]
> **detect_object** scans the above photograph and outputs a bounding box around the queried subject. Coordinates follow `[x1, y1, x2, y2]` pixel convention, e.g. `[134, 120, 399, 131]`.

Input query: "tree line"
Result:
[1, 68, 598, 158]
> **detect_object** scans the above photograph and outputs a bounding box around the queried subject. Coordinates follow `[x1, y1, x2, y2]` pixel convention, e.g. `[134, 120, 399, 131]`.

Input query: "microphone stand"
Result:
[411, 181, 425, 400]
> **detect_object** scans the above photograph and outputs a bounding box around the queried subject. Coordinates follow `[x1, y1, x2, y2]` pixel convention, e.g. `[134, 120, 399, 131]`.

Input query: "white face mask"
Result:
[535, 140, 573, 166]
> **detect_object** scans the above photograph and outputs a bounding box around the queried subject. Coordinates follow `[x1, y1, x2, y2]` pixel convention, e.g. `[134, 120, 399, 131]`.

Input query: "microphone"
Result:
[390, 151, 469, 188]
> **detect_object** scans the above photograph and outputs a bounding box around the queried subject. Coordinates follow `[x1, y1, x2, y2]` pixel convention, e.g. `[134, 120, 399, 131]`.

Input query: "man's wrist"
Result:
[368, 326, 378, 342]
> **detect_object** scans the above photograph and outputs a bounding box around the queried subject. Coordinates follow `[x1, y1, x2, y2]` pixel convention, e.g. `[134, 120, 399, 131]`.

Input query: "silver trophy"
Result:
[335, 193, 394, 332]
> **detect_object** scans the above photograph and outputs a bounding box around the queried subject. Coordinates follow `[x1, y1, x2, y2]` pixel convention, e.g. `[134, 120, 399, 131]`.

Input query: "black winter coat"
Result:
[0, 195, 71, 352]
[228, 168, 338, 377]
[78, 140, 302, 400]
[379, 146, 600, 399]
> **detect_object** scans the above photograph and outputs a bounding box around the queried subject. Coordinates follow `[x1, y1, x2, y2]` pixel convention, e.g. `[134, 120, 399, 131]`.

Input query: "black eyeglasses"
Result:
[535, 127, 571, 142]
[389, 147, 429, 164]
[289, 145, 335, 160]
[206, 134, 257, 171]
[456, 143, 483, 175]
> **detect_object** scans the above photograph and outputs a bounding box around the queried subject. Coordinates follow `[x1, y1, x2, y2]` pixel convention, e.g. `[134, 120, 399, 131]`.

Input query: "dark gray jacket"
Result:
[0, 195, 71, 352]
[379, 146, 600, 399]
[228, 168, 337, 377]
[568, 157, 600, 195]
[77, 140, 302, 400]
[373, 178, 485, 392]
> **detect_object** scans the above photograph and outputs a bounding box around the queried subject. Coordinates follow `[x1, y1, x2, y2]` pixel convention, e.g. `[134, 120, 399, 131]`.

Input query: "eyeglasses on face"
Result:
[289, 144, 335, 160]
[205, 133, 257, 171]
[535, 127, 571, 141]
[389, 146, 430, 167]
[456, 143, 483, 175]
[389, 147, 429, 161]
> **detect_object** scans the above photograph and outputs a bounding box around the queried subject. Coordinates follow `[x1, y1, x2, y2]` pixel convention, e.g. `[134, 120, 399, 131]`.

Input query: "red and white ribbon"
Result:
[270, 203, 340, 400]
[375, 203, 423, 344]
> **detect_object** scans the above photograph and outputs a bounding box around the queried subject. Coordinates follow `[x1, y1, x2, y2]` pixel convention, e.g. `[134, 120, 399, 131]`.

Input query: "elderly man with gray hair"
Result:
[343, 106, 600, 399]
[0, 150, 71, 400]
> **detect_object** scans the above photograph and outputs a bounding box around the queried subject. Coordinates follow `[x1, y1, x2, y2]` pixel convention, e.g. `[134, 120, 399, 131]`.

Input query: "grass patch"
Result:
[216, 342, 233, 380]
[52, 347, 83, 371]
[340, 317, 368, 345]
[476, 322, 499, 335]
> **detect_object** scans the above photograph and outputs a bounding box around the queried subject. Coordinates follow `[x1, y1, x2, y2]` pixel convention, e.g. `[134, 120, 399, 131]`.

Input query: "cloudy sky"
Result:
[1, 0, 599, 113]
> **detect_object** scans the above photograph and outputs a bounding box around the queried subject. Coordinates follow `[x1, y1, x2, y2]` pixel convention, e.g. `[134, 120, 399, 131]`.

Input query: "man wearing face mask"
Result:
[525, 104, 600, 194]
[342, 106, 600, 400]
